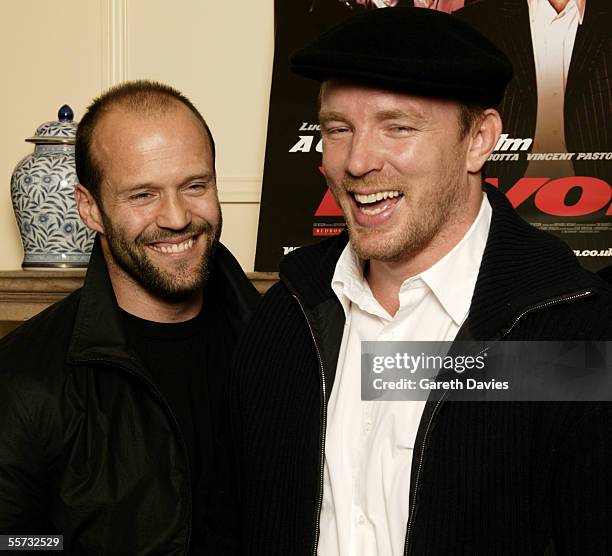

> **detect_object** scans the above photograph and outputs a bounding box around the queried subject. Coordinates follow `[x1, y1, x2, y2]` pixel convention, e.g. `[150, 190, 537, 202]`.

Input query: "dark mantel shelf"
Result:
[0, 270, 278, 323]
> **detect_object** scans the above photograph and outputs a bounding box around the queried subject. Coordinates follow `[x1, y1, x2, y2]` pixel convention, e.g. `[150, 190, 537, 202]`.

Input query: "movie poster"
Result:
[255, 0, 611, 272]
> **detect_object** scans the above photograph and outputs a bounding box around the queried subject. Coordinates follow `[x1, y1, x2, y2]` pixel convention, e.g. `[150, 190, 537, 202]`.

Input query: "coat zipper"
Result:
[402, 288, 594, 556]
[291, 293, 328, 556]
[498, 290, 593, 339]
[403, 391, 447, 555]
[78, 358, 193, 555]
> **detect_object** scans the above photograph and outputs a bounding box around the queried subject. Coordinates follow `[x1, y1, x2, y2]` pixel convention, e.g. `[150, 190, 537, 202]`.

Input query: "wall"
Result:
[0, 0, 274, 272]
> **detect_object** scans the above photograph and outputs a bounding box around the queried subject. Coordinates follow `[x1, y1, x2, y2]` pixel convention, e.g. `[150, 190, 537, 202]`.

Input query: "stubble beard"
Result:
[335, 167, 466, 264]
[101, 210, 222, 302]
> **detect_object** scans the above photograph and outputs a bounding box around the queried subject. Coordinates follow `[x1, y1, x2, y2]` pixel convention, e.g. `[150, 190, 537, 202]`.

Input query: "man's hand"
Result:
[338, 0, 399, 8]
[353, 0, 399, 6]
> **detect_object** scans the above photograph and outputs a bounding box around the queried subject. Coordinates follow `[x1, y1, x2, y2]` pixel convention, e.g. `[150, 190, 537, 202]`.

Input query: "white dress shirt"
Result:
[318, 195, 492, 555]
[525, 0, 586, 178]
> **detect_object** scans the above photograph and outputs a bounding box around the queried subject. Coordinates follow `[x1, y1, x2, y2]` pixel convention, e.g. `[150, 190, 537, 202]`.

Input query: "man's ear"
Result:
[75, 184, 105, 234]
[466, 108, 503, 174]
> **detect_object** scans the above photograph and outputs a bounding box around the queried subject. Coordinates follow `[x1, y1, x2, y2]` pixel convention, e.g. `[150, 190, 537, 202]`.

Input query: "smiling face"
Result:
[88, 101, 221, 302]
[319, 80, 479, 264]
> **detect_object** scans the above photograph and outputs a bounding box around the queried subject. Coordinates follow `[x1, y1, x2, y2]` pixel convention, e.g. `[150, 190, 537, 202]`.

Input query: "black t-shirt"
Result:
[120, 293, 235, 551]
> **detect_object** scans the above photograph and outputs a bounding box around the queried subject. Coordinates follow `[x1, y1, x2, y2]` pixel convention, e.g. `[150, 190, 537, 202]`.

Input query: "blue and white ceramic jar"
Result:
[11, 105, 95, 268]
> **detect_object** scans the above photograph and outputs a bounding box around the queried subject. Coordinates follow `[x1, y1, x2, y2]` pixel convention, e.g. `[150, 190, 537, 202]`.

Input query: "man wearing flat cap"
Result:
[215, 7, 612, 555]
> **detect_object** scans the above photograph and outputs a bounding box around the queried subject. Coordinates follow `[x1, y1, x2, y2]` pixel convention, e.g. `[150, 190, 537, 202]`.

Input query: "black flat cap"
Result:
[291, 7, 513, 107]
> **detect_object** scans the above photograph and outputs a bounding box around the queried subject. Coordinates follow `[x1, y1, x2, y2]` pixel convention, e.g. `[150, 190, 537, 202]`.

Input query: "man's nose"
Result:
[345, 131, 384, 178]
[156, 193, 191, 230]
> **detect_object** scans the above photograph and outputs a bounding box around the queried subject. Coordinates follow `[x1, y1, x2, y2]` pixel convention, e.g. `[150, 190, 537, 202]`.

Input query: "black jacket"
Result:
[455, 0, 612, 186]
[0, 239, 259, 555]
[228, 186, 612, 555]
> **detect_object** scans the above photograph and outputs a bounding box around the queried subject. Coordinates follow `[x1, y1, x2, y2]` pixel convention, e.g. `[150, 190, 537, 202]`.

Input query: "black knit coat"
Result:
[209, 186, 612, 555]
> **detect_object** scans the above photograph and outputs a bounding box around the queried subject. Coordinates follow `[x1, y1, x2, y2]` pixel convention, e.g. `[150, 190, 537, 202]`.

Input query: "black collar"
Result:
[467, 185, 600, 339]
[67, 236, 259, 368]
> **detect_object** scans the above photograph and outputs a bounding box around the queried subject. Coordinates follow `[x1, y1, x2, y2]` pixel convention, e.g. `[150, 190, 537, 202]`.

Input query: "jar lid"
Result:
[26, 105, 78, 145]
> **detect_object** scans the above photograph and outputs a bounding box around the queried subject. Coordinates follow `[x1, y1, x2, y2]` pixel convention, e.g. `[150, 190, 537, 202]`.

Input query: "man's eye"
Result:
[130, 192, 152, 201]
[187, 183, 207, 192]
[324, 126, 350, 136]
[389, 126, 414, 135]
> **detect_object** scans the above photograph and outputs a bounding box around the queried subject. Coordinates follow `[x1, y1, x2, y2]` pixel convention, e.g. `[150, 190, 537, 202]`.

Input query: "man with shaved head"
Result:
[0, 80, 259, 554]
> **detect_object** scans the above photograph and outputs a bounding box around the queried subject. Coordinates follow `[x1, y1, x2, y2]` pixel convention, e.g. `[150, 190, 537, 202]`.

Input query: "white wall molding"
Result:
[217, 176, 262, 204]
[100, 0, 128, 89]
